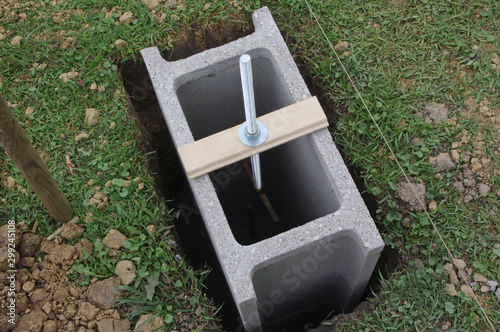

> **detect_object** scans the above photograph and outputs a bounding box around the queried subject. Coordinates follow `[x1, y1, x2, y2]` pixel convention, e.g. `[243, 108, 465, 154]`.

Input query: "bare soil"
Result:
[0, 223, 129, 332]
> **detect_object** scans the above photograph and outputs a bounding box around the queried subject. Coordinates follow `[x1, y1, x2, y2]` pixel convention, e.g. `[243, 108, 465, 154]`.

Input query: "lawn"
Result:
[0, 0, 499, 331]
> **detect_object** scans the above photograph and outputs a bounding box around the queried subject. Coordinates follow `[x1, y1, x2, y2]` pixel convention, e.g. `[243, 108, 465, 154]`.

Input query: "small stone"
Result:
[102, 229, 127, 249]
[141, 0, 159, 9]
[85, 108, 100, 126]
[491, 53, 500, 71]
[334, 40, 349, 52]
[75, 133, 90, 141]
[481, 285, 490, 293]
[470, 158, 481, 172]
[11, 35, 23, 46]
[396, 182, 426, 212]
[5, 176, 16, 189]
[110, 122, 116, 129]
[43, 320, 58, 332]
[22, 280, 35, 293]
[39, 240, 54, 254]
[445, 283, 457, 296]
[165, 0, 177, 7]
[430, 153, 455, 172]
[119, 12, 134, 24]
[425, 102, 448, 123]
[42, 301, 52, 314]
[486, 280, 498, 292]
[115, 260, 136, 285]
[460, 284, 474, 298]
[114, 39, 127, 49]
[54, 288, 70, 303]
[463, 194, 474, 203]
[61, 36, 75, 49]
[96, 318, 131, 332]
[107, 248, 119, 257]
[30, 288, 51, 304]
[450, 149, 460, 163]
[428, 201, 438, 211]
[87, 277, 121, 309]
[25, 107, 34, 116]
[135, 314, 164, 332]
[60, 222, 84, 240]
[478, 183, 490, 197]
[443, 263, 454, 272]
[0, 224, 22, 246]
[496, 288, 500, 301]
[90, 82, 98, 91]
[74, 238, 93, 259]
[47, 244, 75, 264]
[449, 270, 459, 285]
[18, 233, 42, 257]
[59, 70, 79, 82]
[146, 225, 156, 234]
[21, 256, 35, 267]
[453, 259, 467, 270]
[78, 302, 100, 321]
[96, 319, 114, 332]
[16, 310, 47, 332]
[473, 273, 488, 283]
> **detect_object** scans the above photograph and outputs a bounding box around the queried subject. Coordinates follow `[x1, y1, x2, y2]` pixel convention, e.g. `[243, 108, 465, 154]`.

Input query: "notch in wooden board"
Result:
[178, 96, 328, 179]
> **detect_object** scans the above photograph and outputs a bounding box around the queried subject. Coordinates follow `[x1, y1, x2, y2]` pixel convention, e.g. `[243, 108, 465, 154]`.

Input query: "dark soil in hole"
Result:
[119, 17, 401, 332]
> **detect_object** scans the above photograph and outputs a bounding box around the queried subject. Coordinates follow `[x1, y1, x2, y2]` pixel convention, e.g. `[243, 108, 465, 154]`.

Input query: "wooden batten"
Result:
[178, 96, 328, 179]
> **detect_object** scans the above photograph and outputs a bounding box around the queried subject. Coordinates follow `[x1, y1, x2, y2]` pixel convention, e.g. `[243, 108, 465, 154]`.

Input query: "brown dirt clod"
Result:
[87, 277, 121, 309]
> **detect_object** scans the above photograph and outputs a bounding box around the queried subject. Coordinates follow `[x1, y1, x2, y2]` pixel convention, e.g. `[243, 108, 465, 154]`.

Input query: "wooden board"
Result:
[178, 96, 328, 179]
[0, 94, 73, 223]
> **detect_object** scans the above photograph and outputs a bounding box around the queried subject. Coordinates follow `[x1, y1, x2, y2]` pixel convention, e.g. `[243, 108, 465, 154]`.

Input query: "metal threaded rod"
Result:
[240, 54, 262, 190]
[240, 54, 258, 136]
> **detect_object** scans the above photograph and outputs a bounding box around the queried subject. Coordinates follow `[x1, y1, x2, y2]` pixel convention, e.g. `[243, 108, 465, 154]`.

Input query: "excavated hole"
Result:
[176, 49, 340, 246]
[119, 19, 400, 332]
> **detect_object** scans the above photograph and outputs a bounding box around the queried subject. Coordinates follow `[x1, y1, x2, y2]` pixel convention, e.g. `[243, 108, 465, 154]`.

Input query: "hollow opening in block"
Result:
[176, 49, 340, 245]
[251, 234, 365, 331]
[176, 48, 292, 140]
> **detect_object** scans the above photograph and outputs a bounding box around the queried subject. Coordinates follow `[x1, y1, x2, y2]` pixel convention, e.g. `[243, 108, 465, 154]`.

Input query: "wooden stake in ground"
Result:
[0, 95, 72, 223]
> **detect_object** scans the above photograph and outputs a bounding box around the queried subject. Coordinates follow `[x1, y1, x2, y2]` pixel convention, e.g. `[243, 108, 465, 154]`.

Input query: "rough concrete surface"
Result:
[142, 7, 384, 331]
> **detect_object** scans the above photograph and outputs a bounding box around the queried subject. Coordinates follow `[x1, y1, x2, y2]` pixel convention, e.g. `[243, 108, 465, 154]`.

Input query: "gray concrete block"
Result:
[141, 6, 384, 331]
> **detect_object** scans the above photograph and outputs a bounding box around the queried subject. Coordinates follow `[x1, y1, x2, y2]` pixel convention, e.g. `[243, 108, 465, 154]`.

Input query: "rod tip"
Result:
[240, 54, 251, 63]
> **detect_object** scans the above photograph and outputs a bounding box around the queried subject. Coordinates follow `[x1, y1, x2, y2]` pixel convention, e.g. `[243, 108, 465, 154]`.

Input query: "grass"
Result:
[1, 0, 499, 331]
[0, 0, 242, 330]
[262, 0, 500, 330]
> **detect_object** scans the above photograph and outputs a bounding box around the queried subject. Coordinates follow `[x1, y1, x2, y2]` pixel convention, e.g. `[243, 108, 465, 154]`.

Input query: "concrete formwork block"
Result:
[142, 7, 384, 332]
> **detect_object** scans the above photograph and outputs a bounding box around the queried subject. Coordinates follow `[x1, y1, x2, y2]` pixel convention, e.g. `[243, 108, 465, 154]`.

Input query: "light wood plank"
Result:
[178, 96, 328, 179]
